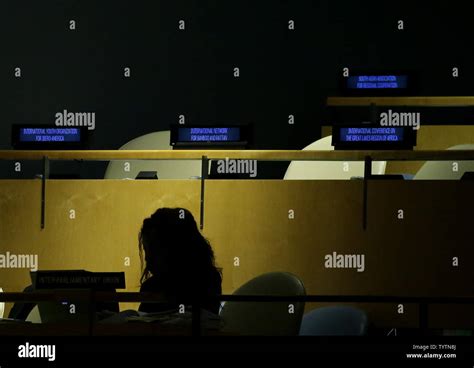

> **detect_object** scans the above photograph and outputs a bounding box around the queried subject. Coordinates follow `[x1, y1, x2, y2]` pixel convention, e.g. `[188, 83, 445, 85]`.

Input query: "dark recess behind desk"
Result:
[1, 1, 473, 179]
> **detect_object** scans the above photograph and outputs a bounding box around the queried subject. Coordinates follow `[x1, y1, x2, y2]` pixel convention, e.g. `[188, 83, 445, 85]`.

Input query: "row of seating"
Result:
[219, 272, 367, 336]
[104, 131, 474, 180]
[0, 274, 368, 336]
[285, 137, 474, 180]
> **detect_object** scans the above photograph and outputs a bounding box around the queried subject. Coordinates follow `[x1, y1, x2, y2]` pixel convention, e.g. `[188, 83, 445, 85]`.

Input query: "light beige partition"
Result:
[204, 180, 474, 328]
[1, 178, 473, 328]
[0, 179, 201, 313]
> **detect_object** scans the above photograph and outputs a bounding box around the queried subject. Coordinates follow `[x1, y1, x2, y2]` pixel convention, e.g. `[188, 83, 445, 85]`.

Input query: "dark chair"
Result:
[219, 272, 306, 335]
[299, 305, 368, 336]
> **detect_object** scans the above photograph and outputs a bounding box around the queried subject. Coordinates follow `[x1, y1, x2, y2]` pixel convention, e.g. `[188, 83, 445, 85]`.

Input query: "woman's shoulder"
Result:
[208, 268, 222, 292]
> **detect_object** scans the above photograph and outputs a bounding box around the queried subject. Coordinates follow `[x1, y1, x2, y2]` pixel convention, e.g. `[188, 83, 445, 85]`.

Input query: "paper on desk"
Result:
[100, 308, 221, 330]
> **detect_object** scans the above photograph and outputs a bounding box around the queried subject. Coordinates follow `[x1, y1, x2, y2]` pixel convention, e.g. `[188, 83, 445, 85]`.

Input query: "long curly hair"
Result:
[138, 207, 220, 285]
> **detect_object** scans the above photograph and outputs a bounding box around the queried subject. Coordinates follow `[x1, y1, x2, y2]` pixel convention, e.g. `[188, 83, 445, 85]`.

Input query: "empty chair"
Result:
[299, 306, 368, 336]
[219, 272, 306, 336]
[284, 136, 386, 180]
[104, 131, 203, 180]
[25, 305, 42, 323]
[414, 144, 474, 180]
[7, 284, 36, 321]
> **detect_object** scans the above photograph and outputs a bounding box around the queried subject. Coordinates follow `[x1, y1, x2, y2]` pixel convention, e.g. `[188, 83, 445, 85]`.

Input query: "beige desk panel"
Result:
[204, 180, 474, 328]
[0, 180, 201, 313]
[1, 179, 473, 328]
[205, 180, 473, 294]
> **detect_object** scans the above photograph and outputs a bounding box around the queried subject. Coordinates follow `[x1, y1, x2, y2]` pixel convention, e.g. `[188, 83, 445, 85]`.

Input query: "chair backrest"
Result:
[219, 272, 306, 336]
[284, 136, 386, 180]
[414, 144, 474, 180]
[0, 288, 4, 319]
[104, 131, 202, 179]
[299, 306, 368, 336]
[25, 305, 42, 323]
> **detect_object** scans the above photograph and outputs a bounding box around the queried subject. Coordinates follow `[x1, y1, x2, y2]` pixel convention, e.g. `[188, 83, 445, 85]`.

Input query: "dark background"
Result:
[1, 1, 473, 178]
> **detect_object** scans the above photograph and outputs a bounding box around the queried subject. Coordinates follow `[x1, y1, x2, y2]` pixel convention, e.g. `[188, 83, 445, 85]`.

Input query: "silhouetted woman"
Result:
[138, 208, 222, 314]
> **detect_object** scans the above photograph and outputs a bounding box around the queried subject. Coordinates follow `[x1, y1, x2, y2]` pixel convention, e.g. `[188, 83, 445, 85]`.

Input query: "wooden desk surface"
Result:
[1, 149, 474, 161]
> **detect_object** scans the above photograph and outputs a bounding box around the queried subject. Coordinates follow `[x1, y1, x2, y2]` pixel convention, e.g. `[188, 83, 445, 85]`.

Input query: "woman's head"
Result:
[138, 208, 218, 284]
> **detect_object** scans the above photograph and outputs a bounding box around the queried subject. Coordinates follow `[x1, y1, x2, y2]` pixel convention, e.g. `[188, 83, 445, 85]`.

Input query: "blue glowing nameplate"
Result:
[170, 124, 251, 148]
[347, 75, 408, 90]
[19, 127, 81, 143]
[178, 127, 241, 143]
[340, 127, 404, 142]
[332, 125, 416, 150]
[12, 125, 88, 149]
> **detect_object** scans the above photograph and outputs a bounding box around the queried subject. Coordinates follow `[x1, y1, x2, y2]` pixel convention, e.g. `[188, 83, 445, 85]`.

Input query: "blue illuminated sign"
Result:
[340, 127, 404, 142]
[19, 128, 81, 143]
[347, 75, 408, 89]
[178, 127, 241, 142]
